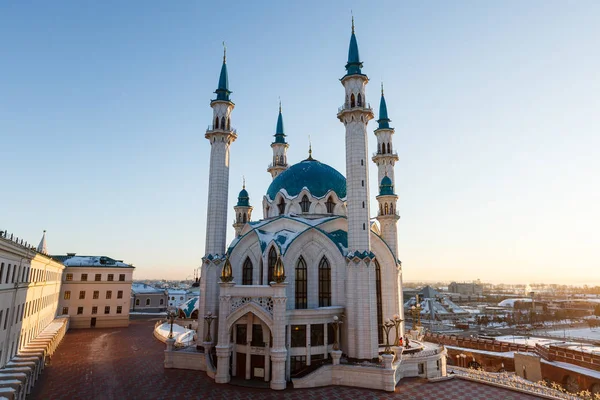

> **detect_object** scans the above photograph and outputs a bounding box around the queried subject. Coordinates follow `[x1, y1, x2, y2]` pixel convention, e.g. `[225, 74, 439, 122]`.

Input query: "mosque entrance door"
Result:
[236, 352, 246, 378]
[251, 354, 265, 380]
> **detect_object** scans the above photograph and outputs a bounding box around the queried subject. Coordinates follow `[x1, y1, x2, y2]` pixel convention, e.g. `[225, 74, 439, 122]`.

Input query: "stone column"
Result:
[331, 350, 342, 365]
[270, 283, 288, 390]
[215, 286, 233, 384]
[164, 337, 175, 368]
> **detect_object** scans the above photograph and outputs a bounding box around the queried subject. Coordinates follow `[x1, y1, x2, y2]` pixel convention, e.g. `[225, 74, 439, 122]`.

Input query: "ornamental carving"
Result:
[273, 297, 287, 305]
[230, 296, 274, 315]
[219, 295, 231, 304]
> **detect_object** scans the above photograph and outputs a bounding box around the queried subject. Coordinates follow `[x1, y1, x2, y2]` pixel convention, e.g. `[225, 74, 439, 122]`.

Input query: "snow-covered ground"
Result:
[155, 322, 195, 345]
[540, 327, 600, 342]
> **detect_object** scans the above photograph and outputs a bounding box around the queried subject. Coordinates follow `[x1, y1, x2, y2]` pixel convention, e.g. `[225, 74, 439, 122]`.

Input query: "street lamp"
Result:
[332, 315, 343, 351]
[204, 311, 217, 343]
[166, 309, 177, 339]
[382, 318, 396, 354]
[410, 303, 422, 329]
[392, 314, 404, 346]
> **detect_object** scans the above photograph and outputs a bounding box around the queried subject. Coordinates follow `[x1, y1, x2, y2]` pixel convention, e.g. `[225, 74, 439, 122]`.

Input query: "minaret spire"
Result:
[37, 230, 47, 254]
[267, 100, 289, 179]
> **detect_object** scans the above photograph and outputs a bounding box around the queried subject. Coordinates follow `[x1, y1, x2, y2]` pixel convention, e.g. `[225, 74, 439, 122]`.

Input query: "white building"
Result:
[54, 254, 134, 328]
[0, 230, 64, 367]
[187, 21, 446, 391]
[168, 289, 188, 308]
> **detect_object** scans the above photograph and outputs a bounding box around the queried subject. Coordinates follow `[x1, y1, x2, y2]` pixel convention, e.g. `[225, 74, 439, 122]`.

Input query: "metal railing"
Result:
[372, 151, 399, 158]
[337, 102, 372, 114]
[206, 125, 237, 134]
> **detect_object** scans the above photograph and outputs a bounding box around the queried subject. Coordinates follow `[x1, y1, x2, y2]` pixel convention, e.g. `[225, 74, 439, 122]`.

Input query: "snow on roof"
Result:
[167, 289, 187, 295]
[498, 298, 533, 307]
[131, 283, 165, 294]
[446, 345, 515, 358]
[56, 255, 133, 268]
[494, 336, 567, 347]
[541, 358, 600, 380]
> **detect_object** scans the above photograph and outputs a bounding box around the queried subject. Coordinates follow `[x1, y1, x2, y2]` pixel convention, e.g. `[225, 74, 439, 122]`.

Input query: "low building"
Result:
[448, 281, 484, 297]
[53, 254, 134, 328]
[167, 289, 188, 308]
[131, 283, 167, 312]
[0, 230, 65, 367]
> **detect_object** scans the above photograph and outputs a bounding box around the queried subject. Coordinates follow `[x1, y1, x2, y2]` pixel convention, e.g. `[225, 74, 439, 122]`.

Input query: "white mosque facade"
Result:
[188, 22, 447, 391]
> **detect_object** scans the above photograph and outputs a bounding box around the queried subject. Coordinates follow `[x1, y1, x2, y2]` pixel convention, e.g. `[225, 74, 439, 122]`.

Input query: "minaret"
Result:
[232, 180, 253, 237]
[267, 102, 289, 179]
[336, 18, 378, 361]
[376, 174, 399, 257]
[372, 83, 399, 191]
[204, 45, 237, 257]
[337, 17, 374, 252]
[198, 45, 237, 346]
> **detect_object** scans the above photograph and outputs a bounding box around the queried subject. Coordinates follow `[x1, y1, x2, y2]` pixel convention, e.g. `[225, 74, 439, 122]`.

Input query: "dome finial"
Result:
[308, 135, 313, 160]
[381, 82, 384, 96]
[243, 175, 246, 189]
[351, 11, 355, 34]
[279, 97, 282, 113]
[222, 41, 226, 63]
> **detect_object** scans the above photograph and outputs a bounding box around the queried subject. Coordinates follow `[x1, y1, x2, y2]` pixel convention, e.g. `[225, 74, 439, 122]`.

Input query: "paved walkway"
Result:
[31, 318, 542, 399]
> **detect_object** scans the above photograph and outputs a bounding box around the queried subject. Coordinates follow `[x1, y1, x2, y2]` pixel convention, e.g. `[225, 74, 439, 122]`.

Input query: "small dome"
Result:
[379, 176, 394, 196]
[237, 188, 250, 207]
[266, 159, 346, 200]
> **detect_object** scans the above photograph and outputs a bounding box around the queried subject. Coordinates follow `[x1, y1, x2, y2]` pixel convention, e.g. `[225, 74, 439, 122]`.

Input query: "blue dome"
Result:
[379, 176, 394, 196]
[237, 188, 250, 207]
[266, 159, 346, 200]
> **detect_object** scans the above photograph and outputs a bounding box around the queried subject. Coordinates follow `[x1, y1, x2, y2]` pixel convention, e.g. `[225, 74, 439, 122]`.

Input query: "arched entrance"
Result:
[228, 309, 273, 382]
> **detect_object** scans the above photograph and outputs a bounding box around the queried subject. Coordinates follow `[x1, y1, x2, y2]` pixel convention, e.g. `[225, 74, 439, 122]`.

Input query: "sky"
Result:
[1, 1, 599, 285]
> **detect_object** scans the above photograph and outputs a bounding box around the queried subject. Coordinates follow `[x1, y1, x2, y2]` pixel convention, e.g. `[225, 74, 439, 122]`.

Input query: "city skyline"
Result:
[2, 1, 599, 284]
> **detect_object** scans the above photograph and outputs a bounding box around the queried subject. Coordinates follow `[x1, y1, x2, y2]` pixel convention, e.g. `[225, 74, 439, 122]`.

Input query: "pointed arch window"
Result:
[325, 196, 335, 214]
[318, 257, 331, 307]
[220, 116, 225, 130]
[387, 143, 391, 154]
[227, 117, 230, 130]
[215, 116, 219, 129]
[350, 93, 356, 108]
[357, 93, 362, 107]
[295, 257, 307, 309]
[384, 203, 389, 215]
[375, 260, 383, 344]
[243, 213, 247, 223]
[242, 257, 253, 285]
[277, 198, 286, 215]
[300, 195, 311, 213]
[267, 247, 277, 283]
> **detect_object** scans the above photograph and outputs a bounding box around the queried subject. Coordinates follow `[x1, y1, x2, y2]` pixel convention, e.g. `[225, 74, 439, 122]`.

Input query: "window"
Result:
[0, 263, 3, 282]
[77, 307, 83, 315]
[295, 257, 307, 309]
[107, 274, 114, 282]
[11, 267, 16, 283]
[277, 198, 285, 215]
[318, 257, 331, 307]
[311, 324, 324, 346]
[79, 291, 86, 300]
[117, 291, 123, 299]
[92, 306, 98, 315]
[267, 247, 277, 283]
[62, 307, 68, 315]
[418, 363, 425, 374]
[95, 274, 101, 281]
[242, 257, 253, 285]
[350, 93, 355, 108]
[119, 274, 125, 281]
[325, 197, 335, 214]
[291, 325, 306, 347]
[250, 324, 264, 347]
[180, 296, 183, 300]
[5, 265, 10, 283]
[104, 306, 110, 314]
[300, 195, 311, 213]
[106, 291, 112, 300]
[66, 273, 73, 281]
[235, 325, 247, 345]
[171, 296, 174, 300]
[290, 356, 307, 374]
[327, 323, 335, 344]
[159, 299, 164, 305]
[375, 260, 383, 344]
[81, 273, 87, 281]
[93, 291, 99, 300]
[135, 299, 140, 306]
[145, 299, 150, 306]
[116, 306, 122, 314]
[63, 291, 71, 300]
[3, 308, 8, 329]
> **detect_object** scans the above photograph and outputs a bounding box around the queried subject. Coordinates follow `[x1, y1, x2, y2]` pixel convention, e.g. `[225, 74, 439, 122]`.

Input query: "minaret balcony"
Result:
[337, 102, 372, 114]
[372, 151, 399, 159]
[267, 162, 288, 169]
[207, 125, 237, 134]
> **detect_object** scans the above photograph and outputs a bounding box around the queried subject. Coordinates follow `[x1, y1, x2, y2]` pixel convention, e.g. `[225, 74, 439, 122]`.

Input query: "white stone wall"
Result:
[0, 240, 64, 368]
[263, 189, 347, 219]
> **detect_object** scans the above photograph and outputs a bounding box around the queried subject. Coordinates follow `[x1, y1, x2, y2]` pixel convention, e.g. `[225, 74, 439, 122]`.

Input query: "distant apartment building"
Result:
[448, 281, 484, 297]
[131, 283, 168, 312]
[54, 254, 134, 328]
[0, 230, 64, 367]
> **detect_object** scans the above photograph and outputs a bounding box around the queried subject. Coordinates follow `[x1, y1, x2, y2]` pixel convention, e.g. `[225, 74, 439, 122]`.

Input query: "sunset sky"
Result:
[2, 1, 598, 284]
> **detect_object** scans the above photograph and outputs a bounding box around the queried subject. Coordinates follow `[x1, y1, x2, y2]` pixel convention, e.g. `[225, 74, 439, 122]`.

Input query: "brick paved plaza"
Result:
[30, 318, 542, 399]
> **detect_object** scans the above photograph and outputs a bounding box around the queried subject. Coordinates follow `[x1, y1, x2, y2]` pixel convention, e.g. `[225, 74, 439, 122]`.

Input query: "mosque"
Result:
[189, 20, 447, 391]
